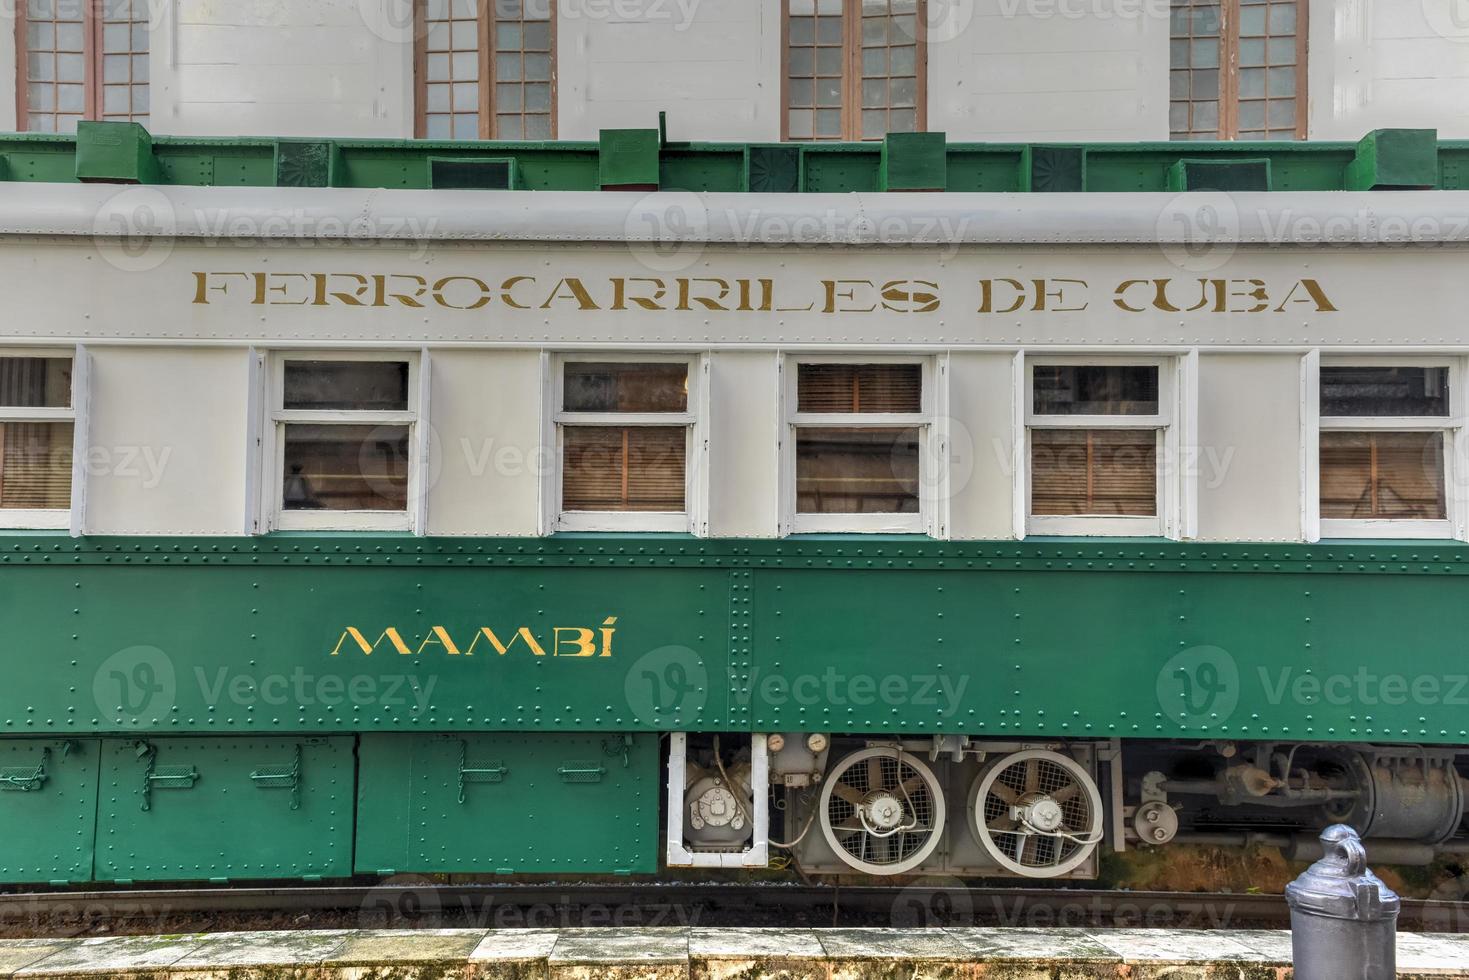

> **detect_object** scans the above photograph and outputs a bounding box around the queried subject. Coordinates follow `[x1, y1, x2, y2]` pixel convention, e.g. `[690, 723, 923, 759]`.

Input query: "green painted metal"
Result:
[93, 736, 354, 883]
[355, 732, 658, 874]
[2, 534, 1468, 746]
[427, 155, 519, 190]
[0, 739, 97, 883]
[1345, 128, 1439, 190]
[74, 121, 161, 184]
[1166, 157, 1272, 192]
[880, 132, 947, 191]
[4, 122, 1466, 192]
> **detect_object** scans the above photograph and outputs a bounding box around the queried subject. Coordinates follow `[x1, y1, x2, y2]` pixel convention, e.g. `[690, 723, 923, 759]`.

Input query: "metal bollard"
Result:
[1285, 824, 1400, 980]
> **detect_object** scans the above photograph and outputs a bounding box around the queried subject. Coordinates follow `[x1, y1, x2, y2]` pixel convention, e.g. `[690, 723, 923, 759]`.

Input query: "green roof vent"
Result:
[1345, 128, 1438, 190]
[74, 120, 161, 184]
[1167, 158, 1272, 192]
[880, 131, 947, 191]
[274, 139, 339, 188]
[1022, 145, 1087, 192]
[599, 129, 660, 191]
[428, 157, 519, 190]
[744, 144, 802, 193]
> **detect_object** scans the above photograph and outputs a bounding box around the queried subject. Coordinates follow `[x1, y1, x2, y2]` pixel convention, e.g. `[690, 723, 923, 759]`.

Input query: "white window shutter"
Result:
[69, 344, 90, 538]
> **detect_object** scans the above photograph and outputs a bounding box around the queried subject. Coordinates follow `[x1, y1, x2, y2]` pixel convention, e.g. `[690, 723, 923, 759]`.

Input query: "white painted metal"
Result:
[243, 348, 264, 535]
[14, 186, 1469, 245]
[1010, 350, 1026, 541]
[1301, 349, 1322, 543]
[68, 344, 90, 537]
[1179, 348, 1199, 541]
[412, 346, 432, 535]
[665, 731, 770, 869]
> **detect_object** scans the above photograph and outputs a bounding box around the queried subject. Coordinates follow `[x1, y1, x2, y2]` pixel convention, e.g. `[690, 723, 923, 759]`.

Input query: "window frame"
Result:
[782, 354, 934, 535]
[0, 346, 82, 531]
[1313, 355, 1463, 541]
[550, 353, 702, 534]
[1169, 0, 1308, 141]
[15, 0, 151, 133]
[413, 0, 557, 141]
[261, 350, 423, 534]
[1024, 356, 1178, 538]
[780, 0, 929, 142]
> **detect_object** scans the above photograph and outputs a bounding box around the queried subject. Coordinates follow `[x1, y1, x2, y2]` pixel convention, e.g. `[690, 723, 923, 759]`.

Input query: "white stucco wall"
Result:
[149, 0, 414, 138]
[1308, 0, 1469, 139]
[556, 0, 782, 141]
[928, 0, 1170, 141]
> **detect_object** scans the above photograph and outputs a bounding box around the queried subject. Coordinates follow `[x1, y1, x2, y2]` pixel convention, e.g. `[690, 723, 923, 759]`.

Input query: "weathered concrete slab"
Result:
[548, 927, 691, 980]
[815, 927, 980, 980]
[164, 929, 355, 979]
[0, 940, 77, 979]
[944, 927, 1122, 978]
[689, 928, 826, 980]
[469, 929, 558, 980]
[1225, 929, 1295, 963]
[14, 933, 203, 977]
[1397, 932, 1469, 977]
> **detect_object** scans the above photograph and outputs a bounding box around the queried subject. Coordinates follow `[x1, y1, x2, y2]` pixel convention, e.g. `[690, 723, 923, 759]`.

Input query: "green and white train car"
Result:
[1, 123, 1468, 884]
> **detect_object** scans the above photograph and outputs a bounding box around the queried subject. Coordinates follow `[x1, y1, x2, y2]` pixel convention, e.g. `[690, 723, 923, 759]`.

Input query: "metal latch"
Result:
[557, 762, 607, 783]
[0, 746, 49, 792]
[457, 740, 507, 803]
[137, 741, 199, 811]
[250, 744, 303, 810]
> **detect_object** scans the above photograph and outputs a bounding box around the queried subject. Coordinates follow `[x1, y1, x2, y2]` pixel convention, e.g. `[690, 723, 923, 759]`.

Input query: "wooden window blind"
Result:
[1320, 431, 1446, 521]
[1031, 429, 1158, 517]
[795, 426, 919, 514]
[418, 0, 555, 140]
[562, 426, 687, 513]
[1169, 0, 1304, 141]
[784, 0, 925, 141]
[19, 0, 149, 134]
[0, 356, 74, 511]
[797, 363, 922, 413]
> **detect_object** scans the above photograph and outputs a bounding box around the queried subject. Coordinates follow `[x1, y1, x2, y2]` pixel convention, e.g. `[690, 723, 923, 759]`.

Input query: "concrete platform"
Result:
[0, 926, 1465, 979]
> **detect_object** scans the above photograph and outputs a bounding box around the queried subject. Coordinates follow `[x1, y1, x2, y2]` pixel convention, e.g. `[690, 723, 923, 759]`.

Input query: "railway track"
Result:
[0, 884, 1462, 934]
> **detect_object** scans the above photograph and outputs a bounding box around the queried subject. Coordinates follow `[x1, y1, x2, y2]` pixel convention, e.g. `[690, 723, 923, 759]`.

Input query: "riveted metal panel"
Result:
[354, 732, 658, 875]
[94, 737, 352, 882]
[0, 739, 98, 883]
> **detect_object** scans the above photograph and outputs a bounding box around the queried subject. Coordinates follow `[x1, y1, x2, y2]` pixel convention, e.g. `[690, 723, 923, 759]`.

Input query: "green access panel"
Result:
[0, 739, 99, 883]
[94, 737, 354, 882]
[356, 732, 659, 875]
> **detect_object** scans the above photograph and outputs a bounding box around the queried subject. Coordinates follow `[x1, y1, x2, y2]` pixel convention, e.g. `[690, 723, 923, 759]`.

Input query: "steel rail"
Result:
[0, 884, 1460, 932]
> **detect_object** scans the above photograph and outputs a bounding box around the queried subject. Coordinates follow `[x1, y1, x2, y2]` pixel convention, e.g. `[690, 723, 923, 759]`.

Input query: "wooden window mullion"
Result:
[479, 0, 493, 139]
[1220, 0, 1237, 139]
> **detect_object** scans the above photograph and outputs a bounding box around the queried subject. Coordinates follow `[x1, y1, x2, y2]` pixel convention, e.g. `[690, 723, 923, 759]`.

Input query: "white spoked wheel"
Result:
[968, 749, 1103, 879]
[817, 747, 946, 876]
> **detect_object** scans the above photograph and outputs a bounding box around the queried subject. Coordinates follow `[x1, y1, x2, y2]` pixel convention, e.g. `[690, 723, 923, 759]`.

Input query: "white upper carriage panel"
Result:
[0, 186, 1467, 543]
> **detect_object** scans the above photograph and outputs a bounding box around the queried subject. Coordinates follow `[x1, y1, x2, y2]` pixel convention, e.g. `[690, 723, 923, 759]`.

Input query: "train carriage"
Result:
[1, 122, 1468, 885]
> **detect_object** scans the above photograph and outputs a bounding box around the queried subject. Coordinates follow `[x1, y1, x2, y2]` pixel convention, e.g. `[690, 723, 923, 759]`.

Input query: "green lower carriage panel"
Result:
[95, 736, 353, 883]
[0, 739, 98, 883]
[355, 733, 659, 875]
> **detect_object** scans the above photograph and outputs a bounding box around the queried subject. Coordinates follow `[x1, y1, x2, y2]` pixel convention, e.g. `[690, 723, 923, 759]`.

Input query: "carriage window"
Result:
[557, 360, 693, 531]
[1319, 365, 1452, 530]
[1028, 363, 1168, 534]
[789, 361, 927, 532]
[273, 358, 416, 529]
[0, 356, 74, 525]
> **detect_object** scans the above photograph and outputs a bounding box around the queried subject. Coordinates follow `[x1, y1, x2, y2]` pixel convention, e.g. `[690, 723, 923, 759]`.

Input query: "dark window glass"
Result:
[281, 423, 409, 511]
[798, 363, 922, 413]
[562, 426, 686, 512]
[0, 421, 73, 509]
[1320, 431, 1446, 520]
[1033, 366, 1160, 416]
[563, 363, 688, 413]
[1320, 367, 1450, 418]
[796, 426, 919, 514]
[283, 361, 409, 412]
[1031, 428, 1158, 516]
[0, 357, 71, 408]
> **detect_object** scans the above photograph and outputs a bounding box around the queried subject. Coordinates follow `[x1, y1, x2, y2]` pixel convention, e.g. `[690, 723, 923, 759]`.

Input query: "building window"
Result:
[1169, 0, 1304, 140]
[555, 358, 694, 532]
[0, 354, 75, 528]
[1027, 363, 1171, 536]
[268, 355, 419, 532]
[786, 360, 929, 533]
[784, 0, 925, 141]
[1319, 365, 1454, 537]
[18, 0, 149, 133]
[417, 0, 554, 140]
